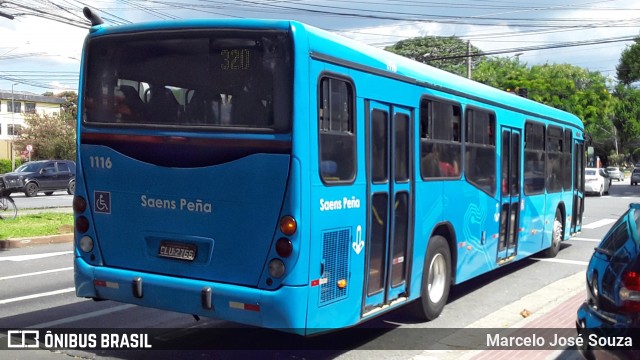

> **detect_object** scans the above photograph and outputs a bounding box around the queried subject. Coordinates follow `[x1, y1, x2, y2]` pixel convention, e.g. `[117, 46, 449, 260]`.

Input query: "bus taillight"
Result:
[73, 196, 87, 213]
[79, 235, 94, 253]
[268, 259, 285, 278]
[76, 216, 90, 233]
[279, 215, 297, 236]
[276, 238, 293, 258]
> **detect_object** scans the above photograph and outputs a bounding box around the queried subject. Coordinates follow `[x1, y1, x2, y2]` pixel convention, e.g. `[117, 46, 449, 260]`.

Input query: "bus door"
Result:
[571, 141, 585, 233]
[498, 127, 521, 264]
[363, 101, 413, 314]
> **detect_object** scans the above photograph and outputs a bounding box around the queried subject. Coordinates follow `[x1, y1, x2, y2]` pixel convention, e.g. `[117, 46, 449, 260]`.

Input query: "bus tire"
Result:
[544, 210, 563, 258]
[412, 235, 451, 321]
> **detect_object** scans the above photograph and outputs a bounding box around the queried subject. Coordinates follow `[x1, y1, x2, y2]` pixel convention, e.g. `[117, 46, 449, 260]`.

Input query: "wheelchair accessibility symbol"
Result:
[94, 191, 111, 214]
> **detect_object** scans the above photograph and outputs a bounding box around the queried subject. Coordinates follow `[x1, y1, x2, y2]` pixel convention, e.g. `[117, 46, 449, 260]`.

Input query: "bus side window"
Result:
[524, 121, 546, 194]
[420, 98, 462, 179]
[465, 108, 496, 195]
[318, 77, 355, 183]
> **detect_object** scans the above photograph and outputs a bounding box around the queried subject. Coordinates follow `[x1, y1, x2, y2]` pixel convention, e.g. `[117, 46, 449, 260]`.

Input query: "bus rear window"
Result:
[83, 30, 292, 132]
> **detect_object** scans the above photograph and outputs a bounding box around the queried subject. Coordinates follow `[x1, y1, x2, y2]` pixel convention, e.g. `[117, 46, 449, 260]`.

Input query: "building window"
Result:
[7, 101, 21, 113]
[25, 103, 36, 114]
[8, 124, 22, 136]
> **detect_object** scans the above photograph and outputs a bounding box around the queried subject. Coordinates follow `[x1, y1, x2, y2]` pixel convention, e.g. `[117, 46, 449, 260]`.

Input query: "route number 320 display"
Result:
[220, 49, 250, 70]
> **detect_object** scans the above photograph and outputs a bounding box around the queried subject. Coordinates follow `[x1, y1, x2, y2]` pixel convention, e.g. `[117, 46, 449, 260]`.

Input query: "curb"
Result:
[0, 233, 73, 249]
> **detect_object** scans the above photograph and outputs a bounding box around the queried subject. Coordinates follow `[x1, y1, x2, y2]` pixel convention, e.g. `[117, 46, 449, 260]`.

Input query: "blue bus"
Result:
[74, 9, 585, 335]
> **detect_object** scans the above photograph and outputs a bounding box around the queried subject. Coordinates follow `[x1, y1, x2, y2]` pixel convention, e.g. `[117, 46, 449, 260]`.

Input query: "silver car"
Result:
[605, 166, 624, 181]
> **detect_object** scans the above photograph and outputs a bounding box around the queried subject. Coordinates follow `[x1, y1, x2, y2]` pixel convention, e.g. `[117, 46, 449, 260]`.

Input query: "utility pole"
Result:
[467, 40, 471, 79]
[11, 83, 18, 171]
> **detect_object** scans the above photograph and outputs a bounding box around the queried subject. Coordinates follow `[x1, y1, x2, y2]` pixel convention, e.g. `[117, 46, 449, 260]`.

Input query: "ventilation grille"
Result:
[320, 228, 350, 305]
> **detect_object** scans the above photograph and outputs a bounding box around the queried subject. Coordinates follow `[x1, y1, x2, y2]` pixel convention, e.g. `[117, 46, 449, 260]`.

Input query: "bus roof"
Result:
[86, 17, 584, 131]
[298, 22, 584, 130]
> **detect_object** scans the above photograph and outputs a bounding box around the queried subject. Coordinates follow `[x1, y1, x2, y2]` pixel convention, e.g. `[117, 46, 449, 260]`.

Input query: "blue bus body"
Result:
[74, 18, 585, 335]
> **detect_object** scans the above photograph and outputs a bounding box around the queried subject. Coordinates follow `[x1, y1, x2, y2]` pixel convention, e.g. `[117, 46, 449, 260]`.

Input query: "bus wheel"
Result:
[412, 235, 451, 321]
[544, 210, 563, 258]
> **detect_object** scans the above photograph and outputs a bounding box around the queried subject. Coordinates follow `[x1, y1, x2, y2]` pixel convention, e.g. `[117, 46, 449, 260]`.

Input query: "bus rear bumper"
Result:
[74, 257, 308, 333]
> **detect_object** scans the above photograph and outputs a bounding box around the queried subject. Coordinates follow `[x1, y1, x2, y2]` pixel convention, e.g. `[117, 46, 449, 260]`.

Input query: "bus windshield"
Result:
[83, 30, 292, 132]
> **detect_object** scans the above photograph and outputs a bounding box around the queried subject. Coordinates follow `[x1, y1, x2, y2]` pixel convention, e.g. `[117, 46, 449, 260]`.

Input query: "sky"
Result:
[0, 0, 639, 95]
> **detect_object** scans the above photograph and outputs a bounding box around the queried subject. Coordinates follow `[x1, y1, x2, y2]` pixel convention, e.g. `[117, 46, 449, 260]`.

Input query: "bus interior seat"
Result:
[146, 85, 181, 123]
[118, 85, 145, 119]
[232, 94, 270, 127]
[186, 90, 215, 124]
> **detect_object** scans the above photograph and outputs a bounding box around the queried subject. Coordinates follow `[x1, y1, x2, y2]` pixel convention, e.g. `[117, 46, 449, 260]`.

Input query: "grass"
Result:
[0, 213, 73, 240]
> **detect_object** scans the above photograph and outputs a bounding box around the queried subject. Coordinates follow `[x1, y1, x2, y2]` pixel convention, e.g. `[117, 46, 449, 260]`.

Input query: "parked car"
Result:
[584, 168, 611, 196]
[632, 168, 640, 186]
[0, 160, 76, 197]
[576, 203, 640, 360]
[606, 166, 625, 181]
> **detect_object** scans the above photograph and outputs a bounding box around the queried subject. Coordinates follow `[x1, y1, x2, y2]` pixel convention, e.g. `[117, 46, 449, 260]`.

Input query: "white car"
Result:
[584, 167, 611, 196]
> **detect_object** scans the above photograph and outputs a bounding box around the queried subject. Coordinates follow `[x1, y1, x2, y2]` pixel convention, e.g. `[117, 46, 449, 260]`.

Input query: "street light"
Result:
[11, 83, 18, 171]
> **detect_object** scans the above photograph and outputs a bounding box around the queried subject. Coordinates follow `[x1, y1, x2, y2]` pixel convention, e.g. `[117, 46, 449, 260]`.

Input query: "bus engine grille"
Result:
[320, 228, 350, 305]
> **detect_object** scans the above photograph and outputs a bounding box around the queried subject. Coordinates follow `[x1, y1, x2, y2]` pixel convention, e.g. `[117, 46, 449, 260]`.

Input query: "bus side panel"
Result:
[445, 181, 501, 283]
[541, 193, 560, 251]
[562, 191, 574, 240]
[518, 194, 546, 257]
[411, 180, 443, 288]
[305, 60, 367, 332]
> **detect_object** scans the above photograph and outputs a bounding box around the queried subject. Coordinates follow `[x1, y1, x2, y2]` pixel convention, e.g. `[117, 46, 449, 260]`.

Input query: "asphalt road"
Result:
[10, 191, 72, 212]
[0, 179, 637, 359]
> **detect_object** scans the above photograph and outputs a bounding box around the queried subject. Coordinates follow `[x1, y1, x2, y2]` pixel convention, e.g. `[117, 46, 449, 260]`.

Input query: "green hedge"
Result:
[0, 159, 22, 174]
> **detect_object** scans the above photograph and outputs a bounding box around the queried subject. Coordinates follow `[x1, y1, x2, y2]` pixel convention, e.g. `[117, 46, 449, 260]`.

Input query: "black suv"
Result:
[1, 160, 76, 197]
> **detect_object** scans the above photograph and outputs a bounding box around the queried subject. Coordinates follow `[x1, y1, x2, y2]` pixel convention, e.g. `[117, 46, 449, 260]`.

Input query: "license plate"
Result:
[158, 241, 197, 261]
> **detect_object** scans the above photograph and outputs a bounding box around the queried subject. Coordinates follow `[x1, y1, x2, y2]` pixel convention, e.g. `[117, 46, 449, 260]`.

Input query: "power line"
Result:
[424, 35, 637, 61]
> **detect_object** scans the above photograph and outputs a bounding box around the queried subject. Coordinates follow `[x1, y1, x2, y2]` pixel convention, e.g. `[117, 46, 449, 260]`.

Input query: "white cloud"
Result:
[0, 16, 86, 64]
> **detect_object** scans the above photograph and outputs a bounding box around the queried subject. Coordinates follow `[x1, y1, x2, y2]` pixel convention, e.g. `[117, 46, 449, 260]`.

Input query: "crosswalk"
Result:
[581, 218, 616, 229]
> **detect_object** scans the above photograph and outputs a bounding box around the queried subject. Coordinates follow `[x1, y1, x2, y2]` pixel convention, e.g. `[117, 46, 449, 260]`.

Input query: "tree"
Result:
[15, 91, 77, 161]
[473, 56, 528, 91]
[385, 36, 484, 77]
[475, 59, 616, 155]
[612, 85, 640, 153]
[617, 35, 640, 85]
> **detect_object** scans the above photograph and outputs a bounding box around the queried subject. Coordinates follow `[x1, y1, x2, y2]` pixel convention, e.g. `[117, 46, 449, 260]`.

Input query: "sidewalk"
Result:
[414, 271, 586, 360]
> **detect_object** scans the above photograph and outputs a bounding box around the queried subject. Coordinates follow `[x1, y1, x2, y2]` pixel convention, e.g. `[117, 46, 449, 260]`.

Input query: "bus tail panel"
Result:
[79, 144, 289, 287]
[75, 257, 308, 332]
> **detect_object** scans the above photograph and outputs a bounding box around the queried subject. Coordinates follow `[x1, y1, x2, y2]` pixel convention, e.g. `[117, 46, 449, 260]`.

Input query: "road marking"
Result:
[581, 218, 616, 229]
[27, 304, 136, 329]
[569, 237, 601, 243]
[0, 287, 75, 305]
[0, 267, 73, 281]
[530, 258, 589, 266]
[0, 251, 73, 262]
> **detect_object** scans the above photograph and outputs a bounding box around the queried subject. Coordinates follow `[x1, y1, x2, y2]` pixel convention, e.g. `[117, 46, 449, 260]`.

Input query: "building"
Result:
[0, 90, 65, 162]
